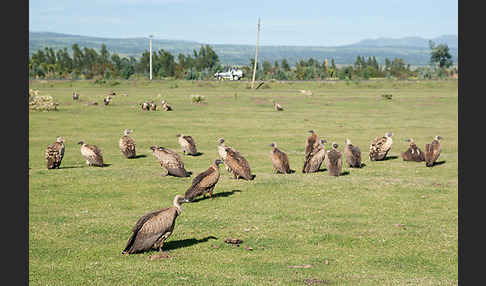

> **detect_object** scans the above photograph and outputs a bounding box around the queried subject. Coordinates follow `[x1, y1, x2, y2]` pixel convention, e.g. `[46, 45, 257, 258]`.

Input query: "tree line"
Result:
[29, 41, 456, 81]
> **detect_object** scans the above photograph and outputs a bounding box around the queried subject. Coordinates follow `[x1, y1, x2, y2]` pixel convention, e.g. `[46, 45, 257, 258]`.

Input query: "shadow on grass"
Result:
[191, 190, 242, 203]
[189, 152, 204, 157]
[133, 154, 147, 159]
[432, 160, 446, 166]
[102, 164, 112, 167]
[163, 236, 218, 251]
[340, 171, 350, 176]
[58, 165, 84, 169]
[382, 156, 398, 161]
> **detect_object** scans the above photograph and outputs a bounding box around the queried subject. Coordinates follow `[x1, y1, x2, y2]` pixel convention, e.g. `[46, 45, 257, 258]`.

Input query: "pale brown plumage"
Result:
[303, 139, 327, 173]
[303, 130, 319, 173]
[150, 101, 157, 111]
[45, 137, 65, 169]
[273, 100, 283, 111]
[103, 96, 111, 106]
[401, 138, 425, 162]
[150, 145, 190, 177]
[325, 143, 343, 176]
[424, 136, 443, 167]
[184, 159, 223, 201]
[217, 138, 254, 180]
[161, 100, 172, 111]
[78, 141, 104, 167]
[72, 92, 79, 100]
[122, 195, 188, 255]
[119, 129, 136, 159]
[142, 102, 150, 111]
[177, 134, 198, 155]
[369, 132, 393, 161]
[344, 139, 362, 168]
[269, 142, 291, 174]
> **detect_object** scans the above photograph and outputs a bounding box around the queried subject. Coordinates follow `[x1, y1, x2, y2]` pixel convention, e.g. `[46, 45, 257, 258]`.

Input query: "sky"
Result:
[29, 0, 458, 46]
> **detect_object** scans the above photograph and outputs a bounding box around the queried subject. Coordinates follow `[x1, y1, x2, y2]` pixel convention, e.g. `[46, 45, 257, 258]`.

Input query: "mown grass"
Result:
[29, 79, 458, 285]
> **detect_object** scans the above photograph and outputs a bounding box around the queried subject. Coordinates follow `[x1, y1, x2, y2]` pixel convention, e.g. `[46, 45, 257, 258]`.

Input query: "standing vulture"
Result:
[269, 142, 291, 174]
[184, 159, 223, 201]
[122, 195, 189, 258]
[150, 145, 190, 177]
[161, 100, 172, 111]
[369, 132, 393, 161]
[72, 92, 79, 100]
[424, 136, 443, 167]
[217, 138, 254, 180]
[119, 129, 136, 158]
[103, 96, 112, 106]
[78, 141, 104, 167]
[177, 134, 198, 155]
[302, 130, 319, 173]
[401, 138, 425, 162]
[45, 136, 65, 169]
[303, 139, 327, 173]
[150, 101, 157, 111]
[272, 100, 283, 111]
[324, 143, 343, 176]
[142, 102, 150, 111]
[344, 139, 362, 168]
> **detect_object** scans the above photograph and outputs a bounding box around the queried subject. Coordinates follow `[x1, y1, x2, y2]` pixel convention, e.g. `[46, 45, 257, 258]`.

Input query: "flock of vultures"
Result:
[43, 91, 444, 260]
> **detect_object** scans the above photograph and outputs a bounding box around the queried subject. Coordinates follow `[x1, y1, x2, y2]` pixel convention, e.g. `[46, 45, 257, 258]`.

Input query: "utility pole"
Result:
[149, 35, 153, 80]
[251, 17, 261, 89]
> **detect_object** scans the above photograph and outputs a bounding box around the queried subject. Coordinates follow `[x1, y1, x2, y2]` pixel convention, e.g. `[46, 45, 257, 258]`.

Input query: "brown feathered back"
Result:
[344, 140, 362, 168]
[45, 139, 65, 169]
[424, 138, 441, 167]
[151, 146, 189, 177]
[369, 133, 393, 161]
[223, 146, 253, 180]
[303, 131, 319, 172]
[270, 144, 291, 174]
[325, 145, 342, 176]
[120, 133, 136, 159]
[303, 141, 326, 173]
[184, 161, 221, 201]
[80, 143, 104, 167]
[401, 140, 425, 162]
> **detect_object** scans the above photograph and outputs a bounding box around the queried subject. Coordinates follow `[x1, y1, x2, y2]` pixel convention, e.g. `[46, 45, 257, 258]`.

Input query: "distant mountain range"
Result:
[29, 31, 457, 66]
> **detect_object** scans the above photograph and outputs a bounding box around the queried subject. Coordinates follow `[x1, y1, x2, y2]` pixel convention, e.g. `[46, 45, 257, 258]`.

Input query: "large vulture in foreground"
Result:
[119, 129, 136, 158]
[324, 143, 343, 176]
[78, 140, 104, 167]
[369, 132, 393, 161]
[150, 145, 190, 177]
[122, 195, 189, 259]
[177, 134, 198, 155]
[184, 159, 223, 201]
[401, 138, 425, 162]
[45, 136, 65, 169]
[217, 138, 254, 180]
[344, 138, 362, 168]
[302, 130, 319, 172]
[424, 136, 443, 167]
[303, 139, 327, 173]
[269, 142, 291, 174]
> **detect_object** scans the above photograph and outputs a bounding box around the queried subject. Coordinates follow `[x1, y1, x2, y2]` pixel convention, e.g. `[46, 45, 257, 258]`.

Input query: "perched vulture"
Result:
[369, 132, 393, 161]
[324, 143, 343, 176]
[302, 130, 319, 172]
[424, 136, 443, 167]
[72, 92, 79, 100]
[269, 142, 291, 174]
[217, 138, 254, 180]
[122, 195, 189, 257]
[344, 139, 362, 168]
[184, 159, 223, 201]
[119, 129, 136, 158]
[161, 100, 172, 111]
[103, 96, 112, 106]
[273, 100, 283, 111]
[78, 141, 104, 167]
[150, 145, 190, 177]
[401, 138, 425, 162]
[303, 139, 327, 173]
[150, 101, 157, 111]
[142, 102, 150, 111]
[177, 134, 198, 155]
[45, 136, 65, 169]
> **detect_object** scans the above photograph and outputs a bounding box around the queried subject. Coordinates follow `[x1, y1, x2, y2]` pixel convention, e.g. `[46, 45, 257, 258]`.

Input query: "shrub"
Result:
[29, 90, 59, 111]
[191, 94, 206, 104]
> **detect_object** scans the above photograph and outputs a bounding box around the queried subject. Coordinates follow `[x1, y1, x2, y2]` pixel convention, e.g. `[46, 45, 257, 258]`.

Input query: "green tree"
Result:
[429, 41, 453, 68]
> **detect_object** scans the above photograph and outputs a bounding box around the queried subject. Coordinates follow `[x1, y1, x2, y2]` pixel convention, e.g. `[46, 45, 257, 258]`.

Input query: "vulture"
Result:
[119, 129, 136, 158]
[424, 136, 443, 167]
[217, 138, 254, 180]
[269, 142, 291, 174]
[303, 139, 327, 173]
[272, 100, 283, 111]
[150, 101, 157, 111]
[184, 159, 223, 201]
[87, 101, 98, 106]
[302, 130, 319, 172]
[142, 102, 150, 111]
[177, 134, 198, 155]
[122, 194, 189, 257]
[324, 143, 343, 176]
[344, 138, 362, 168]
[369, 132, 393, 161]
[45, 136, 65, 169]
[78, 141, 104, 167]
[401, 138, 425, 162]
[72, 92, 79, 100]
[103, 96, 112, 106]
[109, 90, 116, 96]
[150, 145, 190, 177]
[161, 100, 172, 111]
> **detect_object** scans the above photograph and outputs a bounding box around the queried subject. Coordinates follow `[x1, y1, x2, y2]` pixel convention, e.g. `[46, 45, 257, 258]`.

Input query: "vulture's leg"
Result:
[160, 166, 169, 177]
[208, 186, 215, 198]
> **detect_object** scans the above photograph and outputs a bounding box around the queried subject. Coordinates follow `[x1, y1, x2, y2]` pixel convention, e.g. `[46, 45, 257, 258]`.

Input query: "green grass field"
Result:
[29, 79, 458, 285]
